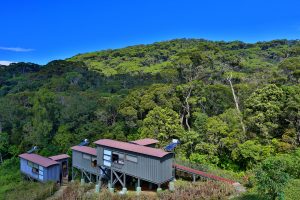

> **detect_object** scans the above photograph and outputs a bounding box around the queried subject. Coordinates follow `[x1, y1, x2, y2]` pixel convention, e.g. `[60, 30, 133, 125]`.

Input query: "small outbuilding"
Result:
[49, 154, 70, 183]
[19, 153, 60, 183]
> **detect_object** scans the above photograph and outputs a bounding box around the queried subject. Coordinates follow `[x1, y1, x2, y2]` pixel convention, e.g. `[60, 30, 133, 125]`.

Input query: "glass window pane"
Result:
[126, 155, 137, 163]
[104, 160, 111, 167]
[28, 161, 33, 167]
[104, 150, 112, 156]
[103, 155, 111, 161]
[83, 154, 91, 160]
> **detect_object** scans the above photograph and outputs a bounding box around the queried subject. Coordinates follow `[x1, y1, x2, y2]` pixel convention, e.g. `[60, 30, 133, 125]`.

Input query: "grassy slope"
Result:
[0, 158, 57, 200]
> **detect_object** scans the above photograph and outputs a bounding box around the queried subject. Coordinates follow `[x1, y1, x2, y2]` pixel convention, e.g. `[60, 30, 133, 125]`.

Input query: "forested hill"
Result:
[0, 39, 300, 173]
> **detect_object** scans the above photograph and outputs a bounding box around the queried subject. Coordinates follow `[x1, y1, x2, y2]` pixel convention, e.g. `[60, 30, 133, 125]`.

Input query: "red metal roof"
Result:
[19, 153, 59, 168]
[49, 154, 70, 161]
[94, 139, 170, 158]
[71, 146, 97, 156]
[131, 138, 159, 146]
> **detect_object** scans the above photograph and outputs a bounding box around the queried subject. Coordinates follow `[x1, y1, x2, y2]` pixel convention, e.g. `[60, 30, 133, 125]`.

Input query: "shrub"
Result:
[255, 158, 289, 200]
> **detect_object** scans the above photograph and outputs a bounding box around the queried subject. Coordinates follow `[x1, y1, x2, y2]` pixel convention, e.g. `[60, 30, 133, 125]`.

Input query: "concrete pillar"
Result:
[193, 174, 196, 183]
[157, 187, 162, 193]
[95, 184, 100, 193]
[136, 186, 142, 195]
[80, 178, 85, 185]
[169, 181, 175, 192]
[121, 187, 127, 194]
[109, 187, 114, 193]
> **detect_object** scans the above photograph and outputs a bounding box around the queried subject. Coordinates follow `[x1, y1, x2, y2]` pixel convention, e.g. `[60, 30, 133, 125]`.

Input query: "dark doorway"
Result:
[62, 161, 68, 177]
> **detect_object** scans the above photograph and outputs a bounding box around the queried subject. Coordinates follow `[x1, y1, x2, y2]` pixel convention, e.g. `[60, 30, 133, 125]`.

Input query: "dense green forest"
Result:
[0, 39, 300, 199]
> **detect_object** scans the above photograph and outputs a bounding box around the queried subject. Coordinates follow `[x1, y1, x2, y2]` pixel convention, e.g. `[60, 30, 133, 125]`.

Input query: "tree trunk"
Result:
[227, 74, 246, 133]
[181, 87, 193, 131]
[180, 113, 184, 126]
[297, 118, 300, 143]
[184, 87, 192, 132]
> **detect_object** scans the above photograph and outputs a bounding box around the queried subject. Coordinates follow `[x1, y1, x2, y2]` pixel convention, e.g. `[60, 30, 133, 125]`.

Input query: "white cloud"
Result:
[0, 61, 16, 65]
[0, 46, 34, 52]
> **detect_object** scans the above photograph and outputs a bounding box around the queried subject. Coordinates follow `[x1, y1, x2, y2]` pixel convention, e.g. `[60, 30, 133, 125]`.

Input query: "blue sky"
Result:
[1, 0, 300, 65]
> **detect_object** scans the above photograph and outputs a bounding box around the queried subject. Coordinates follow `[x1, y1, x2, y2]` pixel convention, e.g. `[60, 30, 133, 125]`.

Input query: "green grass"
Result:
[234, 179, 300, 200]
[0, 157, 22, 199]
[284, 179, 300, 200]
[0, 158, 57, 200]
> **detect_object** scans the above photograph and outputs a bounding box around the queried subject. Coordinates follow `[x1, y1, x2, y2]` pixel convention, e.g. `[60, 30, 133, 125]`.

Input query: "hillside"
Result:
[0, 39, 300, 199]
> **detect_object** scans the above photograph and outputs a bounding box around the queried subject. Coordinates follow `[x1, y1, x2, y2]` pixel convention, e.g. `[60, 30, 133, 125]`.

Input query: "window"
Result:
[91, 157, 97, 167]
[83, 154, 91, 160]
[103, 155, 111, 161]
[103, 149, 112, 167]
[104, 160, 111, 167]
[27, 161, 33, 167]
[104, 149, 112, 156]
[38, 166, 44, 180]
[32, 167, 39, 174]
[126, 155, 138, 163]
[112, 152, 124, 165]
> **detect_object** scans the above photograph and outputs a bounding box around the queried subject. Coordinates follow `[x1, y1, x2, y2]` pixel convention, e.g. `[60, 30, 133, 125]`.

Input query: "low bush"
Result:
[57, 180, 235, 200]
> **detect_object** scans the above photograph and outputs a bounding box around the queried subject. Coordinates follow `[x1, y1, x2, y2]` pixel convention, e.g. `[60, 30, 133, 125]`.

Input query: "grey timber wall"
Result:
[72, 150, 99, 174]
[96, 145, 173, 184]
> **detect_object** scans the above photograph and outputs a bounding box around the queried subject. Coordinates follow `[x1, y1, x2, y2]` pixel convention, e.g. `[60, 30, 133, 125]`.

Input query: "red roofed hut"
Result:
[19, 153, 60, 183]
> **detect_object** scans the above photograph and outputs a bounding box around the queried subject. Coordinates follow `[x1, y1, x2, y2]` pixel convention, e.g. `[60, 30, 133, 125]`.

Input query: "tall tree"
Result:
[139, 106, 184, 145]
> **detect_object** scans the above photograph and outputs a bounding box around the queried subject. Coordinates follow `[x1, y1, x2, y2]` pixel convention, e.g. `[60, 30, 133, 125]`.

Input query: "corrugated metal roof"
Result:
[94, 139, 170, 158]
[19, 153, 59, 168]
[71, 146, 97, 156]
[49, 154, 70, 161]
[131, 138, 159, 146]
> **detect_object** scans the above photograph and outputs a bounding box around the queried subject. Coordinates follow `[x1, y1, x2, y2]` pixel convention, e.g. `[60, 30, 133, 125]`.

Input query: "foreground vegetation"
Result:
[0, 158, 57, 200]
[50, 180, 235, 200]
[0, 38, 300, 198]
